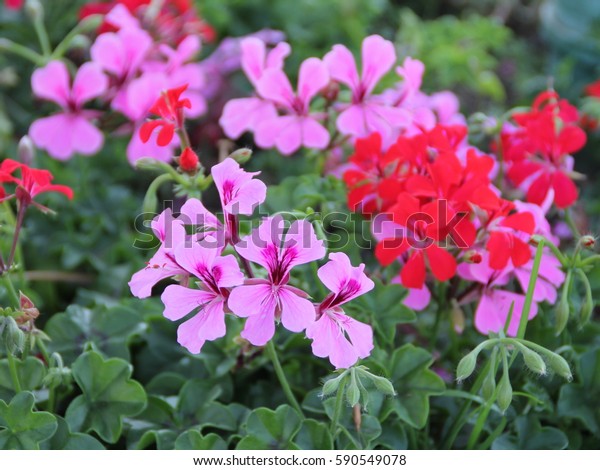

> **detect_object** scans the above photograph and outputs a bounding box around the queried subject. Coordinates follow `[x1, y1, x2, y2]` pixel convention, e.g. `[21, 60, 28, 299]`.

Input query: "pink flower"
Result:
[324, 35, 408, 142]
[211, 158, 267, 216]
[306, 252, 374, 369]
[228, 216, 326, 345]
[253, 58, 330, 155]
[219, 38, 290, 139]
[161, 242, 244, 354]
[29, 61, 108, 160]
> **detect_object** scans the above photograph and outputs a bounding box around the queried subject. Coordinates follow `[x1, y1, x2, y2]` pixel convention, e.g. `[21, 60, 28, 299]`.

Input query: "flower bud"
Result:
[456, 349, 479, 382]
[496, 372, 513, 413]
[579, 235, 596, 250]
[229, 148, 252, 164]
[2, 316, 25, 354]
[481, 367, 496, 401]
[346, 375, 361, 407]
[352, 404, 362, 432]
[521, 348, 547, 375]
[178, 147, 200, 174]
[321, 372, 346, 397]
[463, 250, 482, 264]
[25, 0, 44, 22]
[546, 351, 572, 381]
[369, 375, 396, 396]
[580, 292, 593, 326]
[17, 136, 35, 166]
[451, 299, 465, 334]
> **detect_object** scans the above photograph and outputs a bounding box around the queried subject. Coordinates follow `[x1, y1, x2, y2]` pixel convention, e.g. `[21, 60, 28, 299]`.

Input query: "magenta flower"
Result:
[219, 38, 290, 139]
[253, 57, 330, 155]
[29, 61, 108, 160]
[306, 252, 374, 369]
[211, 158, 267, 216]
[128, 207, 189, 298]
[228, 216, 326, 346]
[324, 35, 408, 142]
[161, 242, 244, 354]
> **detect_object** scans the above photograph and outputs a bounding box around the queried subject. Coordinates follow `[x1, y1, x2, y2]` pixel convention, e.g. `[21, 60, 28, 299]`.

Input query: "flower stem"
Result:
[265, 341, 304, 417]
[517, 238, 544, 339]
[6, 349, 22, 393]
[330, 374, 349, 435]
[1, 274, 19, 307]
[7, 204, 27, 270]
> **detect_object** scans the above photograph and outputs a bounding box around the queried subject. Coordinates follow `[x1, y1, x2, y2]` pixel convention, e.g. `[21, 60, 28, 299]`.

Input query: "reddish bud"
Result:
[464, 250, 482, 264]
[580, 235, 596, 250]
[178, 147, 199, 173]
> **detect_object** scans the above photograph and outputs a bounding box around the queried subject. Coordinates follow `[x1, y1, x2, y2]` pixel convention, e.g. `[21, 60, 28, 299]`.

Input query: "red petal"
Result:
[425, 244, 456, 282]
[511, 236, 532, 267]
[557, 125, 586, 155]
[552, 171, 578, 208]
[487, 232, 510, 270]
[401, 251, 426, 289]
[139, 121, 162, 143]
[375, 238, 410, 266]
[500, 212, 535, 234]
[156, 123, 175, 147]
[526, 172, 552, 206]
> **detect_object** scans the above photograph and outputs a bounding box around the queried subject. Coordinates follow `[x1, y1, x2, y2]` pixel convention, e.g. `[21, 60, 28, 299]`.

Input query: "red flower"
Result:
[501, 91, 586, 209]
[485, 211, 535, 270]
[585, 79, 600, 99]
[0, 159, 73, 211]
[4, 0, 23, 10]
[140, 84, 191, 147]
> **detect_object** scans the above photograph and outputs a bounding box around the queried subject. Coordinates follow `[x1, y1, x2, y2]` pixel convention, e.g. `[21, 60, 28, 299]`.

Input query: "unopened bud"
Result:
[451, 299, 465, 334]
[352, 404, 362, 432]
[369, 375, 396, 396]
[17, 136, 35, 166]
[522, 348, 547, 375]
[346, 375, 360, 407]
[321, 81, 339, 102]
[178, 147, 200, 174]
[456, 349, 479, 382]
[546, 351, 572, 381]
[17, 291, 40, 324]
[69, 34, 92, 51]
[464, 250, 482, 264]
[496, 372, 513, 413]
[2, 316, 25, 353]
[229, 148, 252, 164]
[25, 0, 44, 21]
[580, 291, 593, 326]
[321, 373, 346, 397]
[481, 367, 496, 401]
[580, 235, 596, 250]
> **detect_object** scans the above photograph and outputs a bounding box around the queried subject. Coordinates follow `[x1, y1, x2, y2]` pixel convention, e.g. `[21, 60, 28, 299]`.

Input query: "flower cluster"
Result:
[220, 35, 463, 156]
[499, 91, 587, 210]
[129, 158, 374, 369]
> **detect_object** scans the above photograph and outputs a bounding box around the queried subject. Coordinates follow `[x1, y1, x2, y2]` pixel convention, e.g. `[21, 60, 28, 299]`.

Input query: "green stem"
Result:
[517, 239, 544, 339]
[36, 337, 51, 365]
[564, 209, 580, 238]
[1, 274, 19, 307]
[265, 341, 304, 417]
[578, 254, 600, 268]
[0, 39, 45, 65]
[6, 349, 22, 393]
[32, 13, 52, 57]
[329, 374, 349, 435]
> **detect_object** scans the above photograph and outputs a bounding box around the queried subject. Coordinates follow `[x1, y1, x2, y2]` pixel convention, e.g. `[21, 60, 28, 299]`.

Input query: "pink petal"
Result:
[297, 58, 329, 104]
[253, 116, 291, 150]
[71, 62, 108, 108]
[128, 248, 186, 298]
[227, 283, 273, 318]
[176, 299, 227, 354]
[126, 125, 176, 165]
[241, 37, 267, 86]
[361, 35, 396, 95]
[122, 73, 167, 121]
[317, 252, 374, 303]
[395, 57, 424, 97]
[220, 98, 278, 139]
[278, 286, 315, 332]
[211, 157, 266, 215]
[342, 315, 374, 359]
[336, 105, 368, 137]
[179, 198, 221, 232]
[323, 44, 360, 91]
[402, 285, 431, 311]
[31, 61, 70, 108]
[300, 118, 330, 150]
[69, 116, 104, 156]
[474, 289, 538, 337]
[212, 254, 245, 288]
[256, 69, 295, 108]
[172, 241, 217, 280]
[150, 208, 187, 248]
[283, 218, 326, 268]
[161, 284, 217, 321]
[266, 42, 291, 69]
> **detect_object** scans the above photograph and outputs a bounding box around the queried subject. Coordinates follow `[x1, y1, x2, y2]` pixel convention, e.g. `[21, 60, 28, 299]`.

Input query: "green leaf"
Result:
[44, 304, 145, 363]
[237, 405, 302, 450]
[492, 416, 568, 450]
[294, 419, 333, 450]
[557, 348, 600, 433]
[0, 392, 57, 450]
[380, 345, 445, 429]
[175, 430, 228, 450]
[41, 416, 104, 450]
[0, 357, 46, 401]
[65, 351, 147, 443]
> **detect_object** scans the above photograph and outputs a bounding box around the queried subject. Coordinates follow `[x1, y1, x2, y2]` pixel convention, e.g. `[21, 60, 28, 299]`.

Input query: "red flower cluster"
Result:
[79, 0, 215, 43]
[345, 124, 536, 289]
[140, 84, 191, 147]
[0, 159, 73, 211]
[500, 91, 586, 209]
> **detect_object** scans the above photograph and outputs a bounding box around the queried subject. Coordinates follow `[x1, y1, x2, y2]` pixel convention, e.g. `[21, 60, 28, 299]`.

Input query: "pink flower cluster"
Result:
[220, 35, 464, 155]
[29, 5, 204, 164]
[129, 158, 374, 369]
